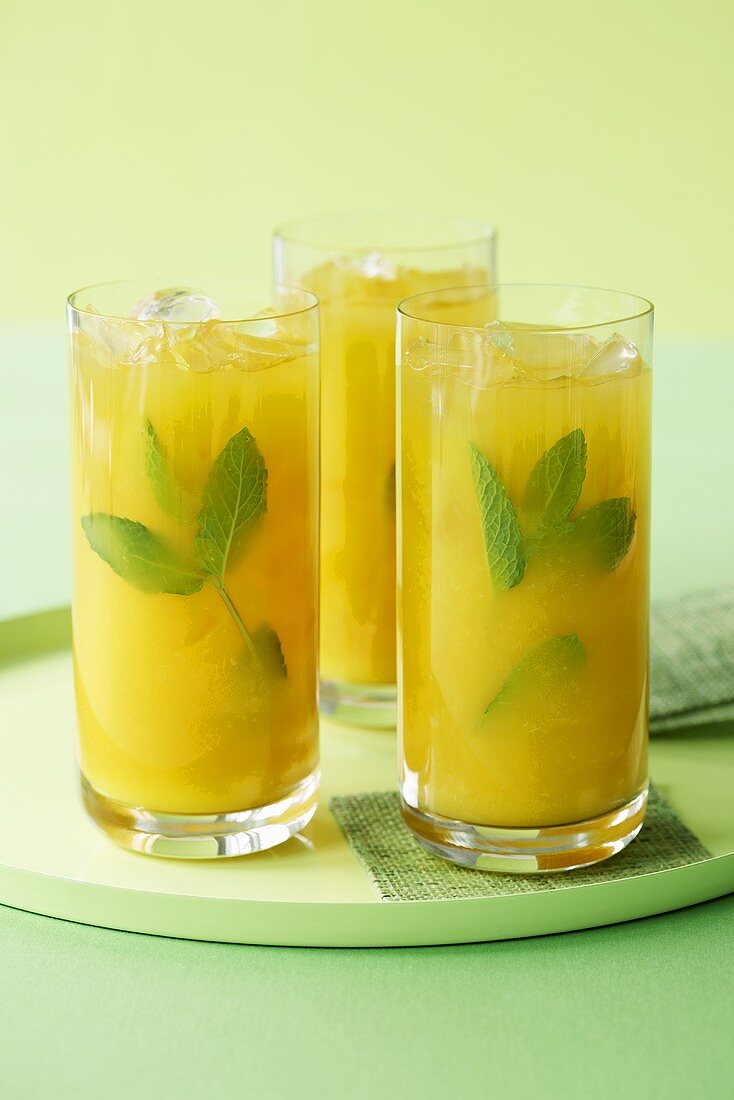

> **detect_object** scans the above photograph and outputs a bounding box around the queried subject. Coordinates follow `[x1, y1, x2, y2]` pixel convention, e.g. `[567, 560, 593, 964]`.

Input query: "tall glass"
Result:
[68, 281, 320, 857]
[274, 216, 495, 726]
[397, 285, 653, 871]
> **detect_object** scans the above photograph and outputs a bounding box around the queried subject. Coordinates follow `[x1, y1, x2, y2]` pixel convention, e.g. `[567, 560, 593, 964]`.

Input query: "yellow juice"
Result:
[304, 260, 488, 689]
[71, 317, 319, 815]
[400, 328, 651, 828]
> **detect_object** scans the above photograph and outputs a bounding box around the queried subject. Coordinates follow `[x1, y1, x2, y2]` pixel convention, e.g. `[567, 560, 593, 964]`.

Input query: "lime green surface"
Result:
[0, 0, 733, 341]
[0, 894, 732, 1100]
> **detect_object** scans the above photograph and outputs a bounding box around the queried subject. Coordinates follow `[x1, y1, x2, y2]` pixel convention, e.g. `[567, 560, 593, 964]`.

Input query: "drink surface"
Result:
[400, 326, 651, 828]
[304, 259, 487, 687]
[71, 314, 319, 814]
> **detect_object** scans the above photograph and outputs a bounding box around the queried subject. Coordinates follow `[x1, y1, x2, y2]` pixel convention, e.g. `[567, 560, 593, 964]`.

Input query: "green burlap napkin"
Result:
[330, 785, 710, 902]
[650, 585, 734, 731]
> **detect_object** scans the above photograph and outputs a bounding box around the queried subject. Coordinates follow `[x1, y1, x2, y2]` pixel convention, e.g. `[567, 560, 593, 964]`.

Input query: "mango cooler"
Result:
[274, 216, 495, 725]
[397, 285, 653, 871]
[68, 281, 320, 857]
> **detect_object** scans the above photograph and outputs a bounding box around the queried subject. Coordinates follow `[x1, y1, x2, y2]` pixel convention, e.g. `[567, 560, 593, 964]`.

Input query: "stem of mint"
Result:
[211, 579, 257, 658]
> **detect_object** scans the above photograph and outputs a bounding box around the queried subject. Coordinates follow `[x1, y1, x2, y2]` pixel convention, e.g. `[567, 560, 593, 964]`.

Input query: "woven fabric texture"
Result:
[650, 585, 734, 729]
[330, 785, 711, 902]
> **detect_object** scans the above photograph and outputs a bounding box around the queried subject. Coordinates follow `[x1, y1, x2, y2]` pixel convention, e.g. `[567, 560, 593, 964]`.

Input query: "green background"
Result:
[0, 0, 733, 338]
[1, 2, 733, 1096]
[1, 896, 732, 1098]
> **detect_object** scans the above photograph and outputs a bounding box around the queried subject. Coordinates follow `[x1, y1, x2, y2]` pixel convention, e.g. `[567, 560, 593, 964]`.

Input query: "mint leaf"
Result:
[196, 426, 267, 583]
[194, 427, 270, 656]
[144, 420, 193, 519]
[486, 633, 586, 713]
[571, 498, 636, 569]
[252, 624, 287, 679]
[523, 428, 587, 533]
[81, 514, 203, 595]
[469, 444, 525, 590]
[521, 431, 635, 572]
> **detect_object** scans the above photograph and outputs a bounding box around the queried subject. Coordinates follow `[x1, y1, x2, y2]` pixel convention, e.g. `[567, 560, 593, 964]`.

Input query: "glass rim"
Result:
[273, 212, 496, 256]
[397, 282, 654, 335]
[66, 279, 320, 325]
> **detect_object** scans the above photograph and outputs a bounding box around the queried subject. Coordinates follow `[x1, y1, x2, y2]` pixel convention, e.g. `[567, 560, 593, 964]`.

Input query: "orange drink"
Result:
[275, 217, 495, 725]
[69, 282, 320, 857]
[398, 285, 653, 871]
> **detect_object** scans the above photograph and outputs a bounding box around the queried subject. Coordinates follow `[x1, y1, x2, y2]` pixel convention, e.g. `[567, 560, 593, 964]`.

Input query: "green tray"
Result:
[1, 607, 732, 947]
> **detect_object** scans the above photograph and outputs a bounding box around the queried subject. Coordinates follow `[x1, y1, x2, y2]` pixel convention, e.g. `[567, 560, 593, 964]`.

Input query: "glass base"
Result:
[319, 678, 396, 729]
[80, 768, 320, 859]
[400, 785, 648, 873]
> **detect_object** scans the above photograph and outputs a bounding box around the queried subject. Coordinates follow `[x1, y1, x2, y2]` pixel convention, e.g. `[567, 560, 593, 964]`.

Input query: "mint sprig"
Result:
[471, 429, 636, 581]
[486, 633, 586, 713]
[144, 420, 179, 517]
[523, 430, 635, 569]
[471, 428, 636, 714]
[81, 514, 203, 595]
[523, 428, 587, 534]
[570, 497, 636, 570]
[469, 444, 525, 590]
[144, 420, 196, 520]
[252, 624, 288, 679]
[194, 426, 268, 658]
[196, 426, 267, 581]
[81, 424, 286, 677]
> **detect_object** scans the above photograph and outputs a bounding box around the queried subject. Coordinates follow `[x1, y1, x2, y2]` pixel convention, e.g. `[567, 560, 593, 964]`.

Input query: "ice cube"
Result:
[74, 308, 138, 368]
[132, 286, 220, 324]
[449, 328, 516, 387]
[228, 332, 306, 372]
[248, 309, 279, 338]
[177, 324, 305, 373]
[402, 337, 439, 373]
[129, 289, 221, 370]
[402, 332, 516, 386]
[128, 324, 190, 369]
[511, 326, 599, 381]
[581, 333, 643, 381]
[358, 251, 397, 281]
[484, 320, 515, 357]
[123, 317, 308, 374]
